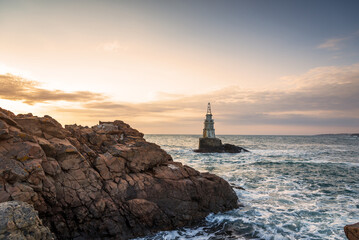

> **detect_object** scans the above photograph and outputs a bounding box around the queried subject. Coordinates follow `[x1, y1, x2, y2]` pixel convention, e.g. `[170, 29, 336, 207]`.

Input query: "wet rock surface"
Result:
[0, 107, 238, 239]
[0, 201, 55, 240]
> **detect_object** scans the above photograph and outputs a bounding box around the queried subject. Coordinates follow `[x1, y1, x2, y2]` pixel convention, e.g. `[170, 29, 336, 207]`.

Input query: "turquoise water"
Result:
[138, 135, 359, 240]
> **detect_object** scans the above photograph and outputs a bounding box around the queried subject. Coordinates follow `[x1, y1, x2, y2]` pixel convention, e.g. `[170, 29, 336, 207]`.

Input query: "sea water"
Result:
[137, 135, 359, 240]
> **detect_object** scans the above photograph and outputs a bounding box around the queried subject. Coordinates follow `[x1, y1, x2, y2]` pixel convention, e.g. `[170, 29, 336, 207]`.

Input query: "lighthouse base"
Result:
[195, 137, 249, 153]
[198, 137, 222, 150]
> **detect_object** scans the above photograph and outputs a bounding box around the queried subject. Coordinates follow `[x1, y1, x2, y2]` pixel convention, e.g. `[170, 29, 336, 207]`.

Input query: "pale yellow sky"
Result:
[1, 1, 359, 134]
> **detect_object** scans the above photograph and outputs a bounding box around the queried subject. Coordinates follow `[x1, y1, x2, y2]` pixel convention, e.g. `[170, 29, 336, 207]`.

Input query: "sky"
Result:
[1, 0, 359, 134]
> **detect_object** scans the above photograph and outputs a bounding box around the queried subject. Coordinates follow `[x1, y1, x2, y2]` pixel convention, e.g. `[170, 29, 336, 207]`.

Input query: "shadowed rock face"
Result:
[0, 108, 238, 239]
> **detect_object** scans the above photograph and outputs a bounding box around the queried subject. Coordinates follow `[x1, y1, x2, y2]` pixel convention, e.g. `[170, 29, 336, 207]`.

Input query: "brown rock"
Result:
[0, 108, 239, 239]
[0, 120, 10, 140]
[0, 111, 21, 129]
[127, 198, 171, 228]
[14, 114, 70, 139]
[0, 158, 29, 183]
[41, 158, 61, 176]
[345, 222, 359, 240]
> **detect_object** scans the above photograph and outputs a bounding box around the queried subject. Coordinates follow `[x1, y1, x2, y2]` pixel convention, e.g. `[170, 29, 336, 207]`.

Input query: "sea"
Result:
[135, 134, 359, 240]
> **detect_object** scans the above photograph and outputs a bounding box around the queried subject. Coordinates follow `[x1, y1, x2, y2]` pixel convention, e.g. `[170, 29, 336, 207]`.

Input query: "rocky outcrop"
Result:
[194, 137, 249, 153]
[0, 201, 55, 240]
[222, 143, 249, 153]
[345, 222, 359, 240]
[0, 108, 238, 239]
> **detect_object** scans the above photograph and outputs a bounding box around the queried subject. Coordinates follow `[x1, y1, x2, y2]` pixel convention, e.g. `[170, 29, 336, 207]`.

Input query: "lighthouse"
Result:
[197, 103, 222, 151]
[203, 103, 216, 138]
[194, 102, 248, 153]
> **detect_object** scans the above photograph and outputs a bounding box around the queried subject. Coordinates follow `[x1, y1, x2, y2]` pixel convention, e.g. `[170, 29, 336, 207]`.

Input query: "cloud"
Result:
[2, 63, 359, 134]
[281, 63, 359, 87]
[53, 63, 359, 132]
[0, 74, 105, 104]
[317, 29, 359, 51]
[317, 37, 347, 50]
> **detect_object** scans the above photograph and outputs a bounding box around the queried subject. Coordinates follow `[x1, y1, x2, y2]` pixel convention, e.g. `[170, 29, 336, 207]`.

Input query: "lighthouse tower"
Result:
[197, 103, 222, 151]
[203, 103, 216, 138]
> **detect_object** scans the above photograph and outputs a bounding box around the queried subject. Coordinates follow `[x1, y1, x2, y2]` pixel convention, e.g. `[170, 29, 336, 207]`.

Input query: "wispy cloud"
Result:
[317, 29, 359, 51]
[317, 37, 348, 50]
[281, 64, 358, 87]
[0, 74, 105, 105]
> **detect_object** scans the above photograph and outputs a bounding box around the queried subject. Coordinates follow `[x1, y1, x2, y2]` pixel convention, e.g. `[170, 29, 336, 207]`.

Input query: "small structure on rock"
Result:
[195, 103, 249, 153]
[198, 103, 223, 150]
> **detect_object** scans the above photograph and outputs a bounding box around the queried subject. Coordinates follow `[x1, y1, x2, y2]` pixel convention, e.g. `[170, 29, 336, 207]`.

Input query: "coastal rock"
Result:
[345, 222, 359, 240]
[0, 201, 55, 240]
[195, 137, 249, 153]
[0, 107, 238, 239]
[223, 143, 249, 153]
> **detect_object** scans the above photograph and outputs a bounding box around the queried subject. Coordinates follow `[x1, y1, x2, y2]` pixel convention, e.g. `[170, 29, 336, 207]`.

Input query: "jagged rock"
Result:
[0, 107, 238, 239]
[0, 201, 55, 240]
[345, 222, 359, 240]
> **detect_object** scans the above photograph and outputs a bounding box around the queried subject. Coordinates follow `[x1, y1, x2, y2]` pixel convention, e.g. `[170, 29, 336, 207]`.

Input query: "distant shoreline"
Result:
[314, 133, 359, 136]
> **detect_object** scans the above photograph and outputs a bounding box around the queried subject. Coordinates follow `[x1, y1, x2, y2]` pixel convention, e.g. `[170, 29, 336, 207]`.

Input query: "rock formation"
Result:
[0, 107, 238, 239]
[195, 138, 249, 153]
[0, 201, 55, 240]
[345, 222, 359, 240]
